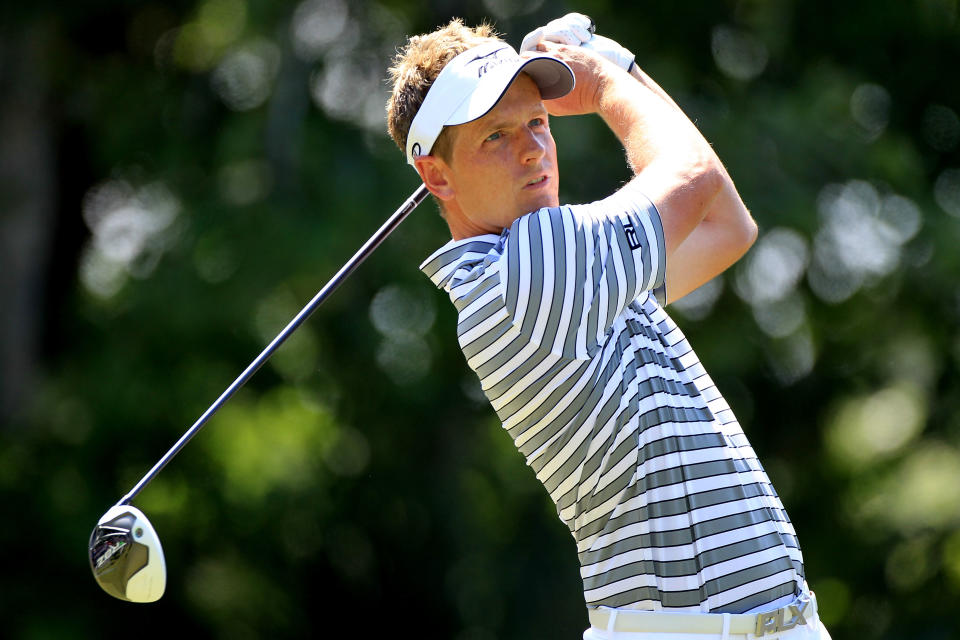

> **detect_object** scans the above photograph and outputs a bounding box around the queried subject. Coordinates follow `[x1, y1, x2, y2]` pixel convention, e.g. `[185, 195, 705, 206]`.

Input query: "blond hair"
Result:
[386, 19, 501, 162]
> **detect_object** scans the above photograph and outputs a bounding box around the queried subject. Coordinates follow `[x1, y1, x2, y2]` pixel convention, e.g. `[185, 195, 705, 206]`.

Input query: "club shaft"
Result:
[118, 184, 430, 506]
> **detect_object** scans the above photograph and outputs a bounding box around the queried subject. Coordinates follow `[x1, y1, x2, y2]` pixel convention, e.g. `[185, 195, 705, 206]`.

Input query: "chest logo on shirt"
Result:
[623, 221, 642, 251]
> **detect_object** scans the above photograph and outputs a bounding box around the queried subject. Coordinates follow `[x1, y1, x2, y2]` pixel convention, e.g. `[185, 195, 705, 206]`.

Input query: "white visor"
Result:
[405, 41, 574, 166]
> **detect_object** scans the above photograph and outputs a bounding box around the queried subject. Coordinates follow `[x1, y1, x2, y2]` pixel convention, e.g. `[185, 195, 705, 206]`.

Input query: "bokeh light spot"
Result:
[885, 536, 935, 592]
[735, 227, 809, 305]
[376, 335, 432, 384]
[218, 158, 273, 205]
[752, 293, 806, 339]
[941, 530, 960, 591]
[825, 384, 926, 470]
[850, 83, 891, 140]
[170, 0, 247, 71]
[253, 288, 320, 381]
[809, 181, 917, 303]
[711, 25, 769, 81]
[208, 387, 336, 502]
[811, 577, 851, 627]
[291, 0, 350, 62]
[671, 276, 724, 321]
[197, 0, 247, 49]
[322, 426, 370, 477]
[847, 442, 960, 534]
[80, 179, 181, 298]
[934, 168, 960, 217]
[211, 38, 280, 111]
[370, 284, 437, 385]
[765, 326, 815, 385]
[369, 283, 436, 339]
[309, 54, 386, 131]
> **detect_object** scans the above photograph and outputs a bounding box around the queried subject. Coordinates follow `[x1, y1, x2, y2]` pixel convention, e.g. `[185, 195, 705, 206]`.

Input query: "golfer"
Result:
[386, 14, 830, 640]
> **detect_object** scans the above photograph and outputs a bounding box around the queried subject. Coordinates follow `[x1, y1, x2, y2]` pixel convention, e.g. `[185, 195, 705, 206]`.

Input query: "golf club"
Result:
[89, 183, 430, 602]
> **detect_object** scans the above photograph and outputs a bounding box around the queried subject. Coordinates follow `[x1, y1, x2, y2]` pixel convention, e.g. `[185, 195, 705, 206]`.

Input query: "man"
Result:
[386, 14, 830, 639]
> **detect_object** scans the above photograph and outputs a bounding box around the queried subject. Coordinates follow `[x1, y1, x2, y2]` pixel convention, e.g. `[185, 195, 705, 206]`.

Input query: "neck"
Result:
[445, 202, 503, 240]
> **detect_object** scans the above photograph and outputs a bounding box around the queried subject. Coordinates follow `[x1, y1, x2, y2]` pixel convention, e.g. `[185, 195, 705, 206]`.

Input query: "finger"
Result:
[535, 41, 567, 54]
[543, 26, 582, 46]
[519, 26, 544, 52]
[563, 12, 593, 30]
[519, 43, 548, 56]
[543, 17, 585, 44]
[571, 23, 593, 43]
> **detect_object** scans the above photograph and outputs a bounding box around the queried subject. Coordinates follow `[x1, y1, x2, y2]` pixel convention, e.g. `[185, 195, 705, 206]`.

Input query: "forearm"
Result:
[600, 61, 756, 299]
[585, 62, 724, 258]
[622, 64, 754, 231]
[633, 76, 755, 301]
[537, 37, 756, 301]
[595, 63, 718, 182]
[628, 64, 682, 113]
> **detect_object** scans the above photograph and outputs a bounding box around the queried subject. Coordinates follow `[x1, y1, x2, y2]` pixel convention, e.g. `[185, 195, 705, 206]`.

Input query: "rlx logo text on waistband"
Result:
[754, 593, 810, 636]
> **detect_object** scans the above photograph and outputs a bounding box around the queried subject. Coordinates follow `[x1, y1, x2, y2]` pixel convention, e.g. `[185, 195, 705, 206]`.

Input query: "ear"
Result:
[414, 155, 455, 202]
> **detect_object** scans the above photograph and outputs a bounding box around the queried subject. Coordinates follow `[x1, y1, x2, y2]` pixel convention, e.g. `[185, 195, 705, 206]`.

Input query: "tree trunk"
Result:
[0, 23, 56, 426]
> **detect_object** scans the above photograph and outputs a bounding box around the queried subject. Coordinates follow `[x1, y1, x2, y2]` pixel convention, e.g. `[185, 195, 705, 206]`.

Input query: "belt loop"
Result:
[721, 612, 731, 640]
[606, 609, 618, 635]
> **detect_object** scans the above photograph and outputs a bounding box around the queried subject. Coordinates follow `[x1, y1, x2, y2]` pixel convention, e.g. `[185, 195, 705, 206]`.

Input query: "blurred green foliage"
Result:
[2, 0, 959, 638]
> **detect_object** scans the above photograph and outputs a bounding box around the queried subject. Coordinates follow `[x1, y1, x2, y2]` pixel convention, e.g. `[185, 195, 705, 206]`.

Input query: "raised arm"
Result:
[538, 42, 757, 304]
[625, 64, 758, 303]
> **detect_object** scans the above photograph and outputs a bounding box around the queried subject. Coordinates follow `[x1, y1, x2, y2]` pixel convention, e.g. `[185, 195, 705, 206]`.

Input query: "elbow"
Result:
[743, 213, 759, 250]
[697, 156, 758, 255]
[729, 213, 758, 264]
[726, 170, 758, 255]
[688, 154, 726, 216]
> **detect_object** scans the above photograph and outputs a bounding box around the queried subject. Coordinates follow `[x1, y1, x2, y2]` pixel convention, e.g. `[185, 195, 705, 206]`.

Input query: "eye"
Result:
[529, 117, 545, 127]
[485, 131, 502, 142]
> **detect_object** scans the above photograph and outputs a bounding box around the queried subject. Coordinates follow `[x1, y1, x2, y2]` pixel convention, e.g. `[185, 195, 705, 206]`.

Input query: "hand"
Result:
[528, 42, 609, 117]
[520, 13, 635, 72]
[520, 12, 594, 51]
[582, 35, 636, 72]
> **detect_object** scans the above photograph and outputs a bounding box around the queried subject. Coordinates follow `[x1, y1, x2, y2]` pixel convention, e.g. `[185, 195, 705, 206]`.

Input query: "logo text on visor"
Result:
[469, 47, 512, 77]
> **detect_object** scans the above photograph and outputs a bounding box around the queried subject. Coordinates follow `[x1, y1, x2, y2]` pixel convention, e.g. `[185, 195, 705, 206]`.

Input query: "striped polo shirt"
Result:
[419, 181, 805, 614]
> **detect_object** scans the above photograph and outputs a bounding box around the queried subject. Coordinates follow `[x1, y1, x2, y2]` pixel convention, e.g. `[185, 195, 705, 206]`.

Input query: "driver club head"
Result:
[89, 504, 166, 602]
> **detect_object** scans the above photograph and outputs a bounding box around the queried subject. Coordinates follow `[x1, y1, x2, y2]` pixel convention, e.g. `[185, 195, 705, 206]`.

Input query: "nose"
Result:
[519, 128, 547, 164]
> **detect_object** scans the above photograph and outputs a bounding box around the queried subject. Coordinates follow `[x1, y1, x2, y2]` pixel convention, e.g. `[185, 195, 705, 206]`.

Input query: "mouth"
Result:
[525, 175, 548, 188]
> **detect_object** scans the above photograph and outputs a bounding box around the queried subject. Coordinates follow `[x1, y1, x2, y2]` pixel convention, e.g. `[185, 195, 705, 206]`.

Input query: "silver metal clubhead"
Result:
[89, 505, 166, 602]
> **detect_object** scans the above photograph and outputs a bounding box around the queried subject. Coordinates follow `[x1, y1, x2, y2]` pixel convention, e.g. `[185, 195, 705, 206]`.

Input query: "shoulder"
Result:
[420, 234, 503, 291]
[507, 183, 662, 247]
[592, 180, 661, 225]
[519, 182, 661, 230]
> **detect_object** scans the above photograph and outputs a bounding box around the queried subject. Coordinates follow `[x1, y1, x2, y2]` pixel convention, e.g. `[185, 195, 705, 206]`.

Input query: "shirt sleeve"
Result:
[502, 179, 666, 359]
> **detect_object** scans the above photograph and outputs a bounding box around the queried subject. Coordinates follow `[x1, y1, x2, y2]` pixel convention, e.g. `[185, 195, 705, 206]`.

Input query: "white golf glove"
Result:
[520, 12, 636, 72]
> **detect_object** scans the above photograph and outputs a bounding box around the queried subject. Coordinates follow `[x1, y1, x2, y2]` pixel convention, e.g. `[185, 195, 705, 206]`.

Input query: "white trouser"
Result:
[583, 624, 832, 640]
[583, 591, 831, 640]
